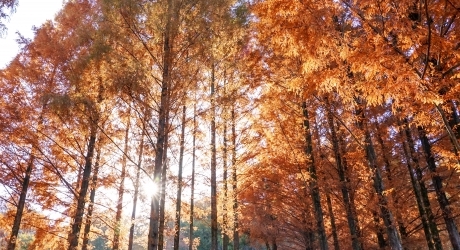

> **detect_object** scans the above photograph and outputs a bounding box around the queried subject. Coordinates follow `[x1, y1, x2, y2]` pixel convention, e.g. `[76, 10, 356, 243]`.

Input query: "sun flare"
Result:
[143, 180, 159, 198]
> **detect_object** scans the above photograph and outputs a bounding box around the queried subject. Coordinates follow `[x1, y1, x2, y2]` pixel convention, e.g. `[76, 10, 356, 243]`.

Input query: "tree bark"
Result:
[128, 127, 145, 250]
[231, 106, 239, 250]
[173, 105, 186, 250]
[398, 119, 434, 250]
[7, 151, 35, 250]
[148, 0, 175, 247]
[222, 107, 229, 250]
[210, 63, 218, 250]
[375, 126, 407, 244]
[82, 140, 102, 250]
[158, 106, 170, 250]
[326, 191, 340, 250]
[302, 101, 328, 250]
[401, 119, 441, 250]
[189, 103, 197, 250]
[325, 99, 362, 250]
[113, 111, 131, 250]
[418, 126, 460, 250]
[355, 100, 402, 250]
[8, 110, 44, 250]
[68, 122, 98, 250]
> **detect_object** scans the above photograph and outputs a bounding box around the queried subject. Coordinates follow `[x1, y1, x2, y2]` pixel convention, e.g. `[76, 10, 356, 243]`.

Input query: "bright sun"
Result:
[142, 179, 159, 198]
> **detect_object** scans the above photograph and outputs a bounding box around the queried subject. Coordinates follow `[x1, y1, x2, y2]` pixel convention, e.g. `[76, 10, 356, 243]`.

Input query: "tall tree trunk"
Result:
[173, 105, 187, 250]
[158, 106, 171, 250]
[372, 204, 387, 248]
[210, 63, 218, 250]
[355, 100, 402, 250]
[148, 0, 175, 248]
[222, 108, 229, 250]
[8, 110, 44, 250]
[401, 119, 441, 250]
[231, 106, 240, 250]
[326, 191, 340, 250]
[303, 206, 315, 249]
[7, 149, 35, 250]
[128, 127, 145, 250]
[301, 101, 328, 250]
[82, 140, 102, 250]
[68, 122, 98, 250]
[231, 106, 239, 250]
[114, 111, 131, 250]
[325, 99, 362, 250]
[375, 126, 407, 244]
[189, 103, 197, 250]
[418, 127, 460, 250]
[448, 101, 460, 138]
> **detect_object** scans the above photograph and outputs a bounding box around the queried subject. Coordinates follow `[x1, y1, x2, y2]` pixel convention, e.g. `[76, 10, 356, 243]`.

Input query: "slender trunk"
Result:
[301, 102, 328, 250]
[325, 99, 362, 250]
[448, 101, 460, 138]
[148, 0, 175, 247]
[402, 119, 441, 250]
[375, 127, 407, 244]
[82, 141, 102, 250]
[210, 63, 218, 250]
[68, 123, 98, 250]
[355, 100, 402, 250]
[7, 153, 35, 250]
[231, 106, 239, 250]
[8, 110, 44, 250]
[222, 108, 229, 250]
[404, 118, 442, 250]
[372, 208, 387, 248]
[418, 127, 460, 250]
[173, 106, 187, 250]
[128, 128, 145, 250]
[326, 191, 340, 250]
[435, 104, 460, 153]
[114, 112, 131, 250]
[158, 107, 170, 250]
[189, 103, 197, 250]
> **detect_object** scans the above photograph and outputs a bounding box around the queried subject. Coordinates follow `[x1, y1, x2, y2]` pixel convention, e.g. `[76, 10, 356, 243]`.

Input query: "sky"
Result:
[0, 0, 64, 68]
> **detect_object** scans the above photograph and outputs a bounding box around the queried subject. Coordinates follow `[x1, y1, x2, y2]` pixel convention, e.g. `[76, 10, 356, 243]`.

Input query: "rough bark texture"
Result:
[302, 102, 328, 250]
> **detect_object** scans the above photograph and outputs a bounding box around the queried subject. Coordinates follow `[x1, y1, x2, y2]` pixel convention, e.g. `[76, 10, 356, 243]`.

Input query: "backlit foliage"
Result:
[0, 0, 460, 249]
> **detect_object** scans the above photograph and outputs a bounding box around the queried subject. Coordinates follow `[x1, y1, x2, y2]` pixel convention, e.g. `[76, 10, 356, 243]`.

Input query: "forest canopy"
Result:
[0, 0, 460, 249]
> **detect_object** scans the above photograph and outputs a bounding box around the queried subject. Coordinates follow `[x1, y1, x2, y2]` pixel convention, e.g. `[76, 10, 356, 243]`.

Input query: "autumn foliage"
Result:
[0, 0, 460, 249]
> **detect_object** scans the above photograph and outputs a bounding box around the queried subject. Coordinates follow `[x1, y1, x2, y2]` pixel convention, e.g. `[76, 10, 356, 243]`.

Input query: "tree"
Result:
[0, 0, 18, 35]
